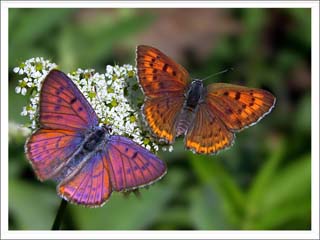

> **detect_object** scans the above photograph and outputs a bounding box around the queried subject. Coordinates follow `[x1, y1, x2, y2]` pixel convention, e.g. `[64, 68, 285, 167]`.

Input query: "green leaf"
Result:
[9, 180, 60, 230]
[189, 185, 231, 230]
[246, 138, 285, 214]
[244, 154, 311, 229]
[189, 154, 246, 226]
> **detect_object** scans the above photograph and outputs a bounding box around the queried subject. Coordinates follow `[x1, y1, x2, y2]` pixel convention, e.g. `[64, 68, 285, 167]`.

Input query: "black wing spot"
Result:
[242, 104, 247, 109]
[125, 147, 129, 152]
[54, 105, 61, 111]
[235, 92, 241, 100]
[78, 107, 83, 112]
[172, 71, 177, 76]
[223, 91, 229, 96]
[55, 86, 64, 95]
[152, 69, 157, 73]
[162, 64, 169, 72]
[132, 152, 138, 159]
[70, 97, 77, 104]
[225, 108, 233, 115]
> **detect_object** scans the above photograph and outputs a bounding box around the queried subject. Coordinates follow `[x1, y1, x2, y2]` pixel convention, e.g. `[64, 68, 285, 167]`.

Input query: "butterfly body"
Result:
[25, 69, 167, 207]
[137, 45, 276, 154]
[52, 125, 110, 183]
[176, 79, 205, 136]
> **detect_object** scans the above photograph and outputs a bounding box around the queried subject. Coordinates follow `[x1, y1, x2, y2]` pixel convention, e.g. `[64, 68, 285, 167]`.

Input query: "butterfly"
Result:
[136, 45, 276, 154]
[25, 69, 167, 207]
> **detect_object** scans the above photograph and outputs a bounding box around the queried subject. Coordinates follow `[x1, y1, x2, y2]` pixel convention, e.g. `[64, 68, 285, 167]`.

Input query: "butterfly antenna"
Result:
[201, 68, 234, 81]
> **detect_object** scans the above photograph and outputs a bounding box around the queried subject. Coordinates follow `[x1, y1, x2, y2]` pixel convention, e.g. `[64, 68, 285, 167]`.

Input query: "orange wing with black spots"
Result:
[136, 45, 190, 98]
[185, 103, 234, 154]
[206, 83, 276, 131]
[143, 96, 184, 143]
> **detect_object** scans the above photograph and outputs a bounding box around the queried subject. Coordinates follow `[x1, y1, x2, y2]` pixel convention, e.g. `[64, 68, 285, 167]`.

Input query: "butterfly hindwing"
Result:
[106, 136, 167, 192]
[206, 83, 276, 131]
[57, 151, 112, 207]
[137, 45, 190, 98]
[185, 103, 234, 154]
[143, 96, 185, 143]
[39, 69, 99, 131]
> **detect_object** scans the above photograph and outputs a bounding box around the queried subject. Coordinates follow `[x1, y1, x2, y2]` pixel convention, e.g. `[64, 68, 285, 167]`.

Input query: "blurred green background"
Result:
[9, 8, 311, 230]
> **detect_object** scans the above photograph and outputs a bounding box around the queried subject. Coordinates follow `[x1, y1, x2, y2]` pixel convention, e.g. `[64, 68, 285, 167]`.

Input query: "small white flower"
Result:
[15, 86, 21, 94]
[21, 106, 28, 116]
[13, 67, 20, 73]
[21, 88, 27, 96]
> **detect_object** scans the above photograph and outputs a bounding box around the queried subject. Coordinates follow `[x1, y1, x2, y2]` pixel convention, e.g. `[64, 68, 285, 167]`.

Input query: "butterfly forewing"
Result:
[39, 70, 99, 131]
[137, 45, 190, 98]
[106, 135, 167, 192]
[185, 103, 234, 154]
[206, 83, 276, 131]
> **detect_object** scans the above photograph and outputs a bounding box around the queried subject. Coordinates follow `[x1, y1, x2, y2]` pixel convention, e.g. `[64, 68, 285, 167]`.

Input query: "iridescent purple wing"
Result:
[39, 69, 99, 130]
[57, 151, 112, 207]
[106, 135, 167, 192]
[25, 70, 98, 181]
[25, 129, 83, 181]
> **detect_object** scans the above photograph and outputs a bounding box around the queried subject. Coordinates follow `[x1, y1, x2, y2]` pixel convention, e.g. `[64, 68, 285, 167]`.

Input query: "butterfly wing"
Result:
[57, 151, 112, 207]
[25, 129, 84, 181]
[136, 45, 190, 98]
[137, 45, 190, 142]
[185, 103, 235, 154]
[143, 96, 184, 143]
[106, 135, 167, 192]
[206, 83, 276, 131]
[39, 69, 99, 131]
[25, 69, 99, 180]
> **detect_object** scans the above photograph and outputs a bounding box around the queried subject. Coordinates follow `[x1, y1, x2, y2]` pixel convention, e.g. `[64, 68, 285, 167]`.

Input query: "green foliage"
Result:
[9, 8, 311, 230]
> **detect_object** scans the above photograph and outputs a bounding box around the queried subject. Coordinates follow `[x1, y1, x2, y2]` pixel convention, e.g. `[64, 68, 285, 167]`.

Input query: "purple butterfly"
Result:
[25, 69, 167, 207]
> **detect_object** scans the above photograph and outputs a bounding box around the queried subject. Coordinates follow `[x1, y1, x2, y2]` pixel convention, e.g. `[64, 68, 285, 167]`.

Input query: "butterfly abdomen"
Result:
[176, 107, 195, 136]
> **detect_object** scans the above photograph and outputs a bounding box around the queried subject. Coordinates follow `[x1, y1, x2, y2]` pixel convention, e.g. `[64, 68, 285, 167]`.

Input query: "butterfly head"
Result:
[102, 125, 113, 135]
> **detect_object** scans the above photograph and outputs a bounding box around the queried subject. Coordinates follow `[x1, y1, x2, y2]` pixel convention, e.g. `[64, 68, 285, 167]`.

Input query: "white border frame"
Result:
[1, 1, 319, 239]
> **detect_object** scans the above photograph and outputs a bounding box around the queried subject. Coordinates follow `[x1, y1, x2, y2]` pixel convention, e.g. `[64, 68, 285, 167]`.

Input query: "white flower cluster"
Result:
[13, 58, 173, 153]
[14, 57, 57, 129]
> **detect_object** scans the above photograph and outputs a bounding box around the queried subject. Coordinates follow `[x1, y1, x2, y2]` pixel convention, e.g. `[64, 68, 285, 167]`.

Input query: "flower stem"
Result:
[51, 199, 68, 230]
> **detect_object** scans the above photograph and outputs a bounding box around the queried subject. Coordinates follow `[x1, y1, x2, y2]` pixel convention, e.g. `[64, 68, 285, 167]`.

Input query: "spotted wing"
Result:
[185, 104, 234, 154]
[206, 83, 276, 131]
[136, 45, 190, 98]
[25, 129, 83, 181]
[106, 135, 167, 192]
[143, 96, 184, 143]
[39, 69, 99, 131]
[57, 151, 112, 207]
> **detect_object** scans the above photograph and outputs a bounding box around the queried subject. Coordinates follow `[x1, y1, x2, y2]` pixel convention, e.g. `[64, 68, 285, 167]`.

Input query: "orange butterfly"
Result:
[136, 45, 276, 154]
